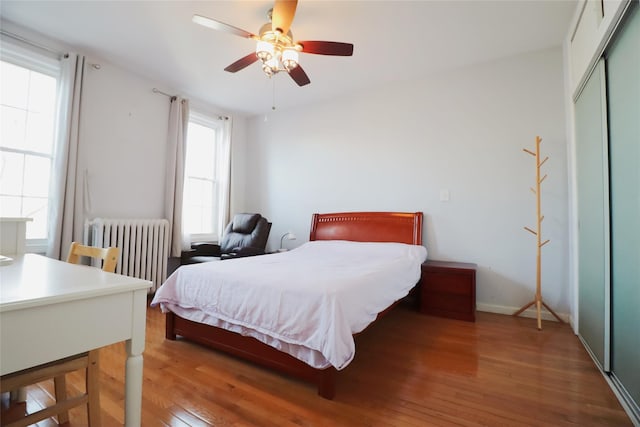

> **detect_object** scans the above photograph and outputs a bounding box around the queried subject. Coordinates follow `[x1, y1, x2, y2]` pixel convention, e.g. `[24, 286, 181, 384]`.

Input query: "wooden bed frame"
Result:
[165, 211, 424, 399]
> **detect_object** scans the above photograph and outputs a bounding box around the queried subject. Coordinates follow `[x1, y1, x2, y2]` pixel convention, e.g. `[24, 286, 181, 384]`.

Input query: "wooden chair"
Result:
[0, 243, 120, 427]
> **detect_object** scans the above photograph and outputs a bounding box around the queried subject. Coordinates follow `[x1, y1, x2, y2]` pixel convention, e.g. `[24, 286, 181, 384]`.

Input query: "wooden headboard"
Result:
[309, 212, 423, 245]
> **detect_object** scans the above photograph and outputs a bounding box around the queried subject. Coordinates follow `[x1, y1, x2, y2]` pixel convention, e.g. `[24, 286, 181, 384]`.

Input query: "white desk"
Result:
[0, 254, 151, 426]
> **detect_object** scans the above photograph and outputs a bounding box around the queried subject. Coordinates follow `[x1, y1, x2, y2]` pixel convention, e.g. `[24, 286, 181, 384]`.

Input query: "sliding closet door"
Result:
[575, 59, 610, 371]
[606, 2, 640, 411]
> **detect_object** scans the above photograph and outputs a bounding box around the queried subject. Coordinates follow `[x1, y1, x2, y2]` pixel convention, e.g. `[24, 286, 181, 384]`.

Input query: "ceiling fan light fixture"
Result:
[193, 1, 354, 87]
[256, 40, 274, 61]
[282, 49, 299, 70]
[262, 57, 279, 76]
[262, 64, 274, 76]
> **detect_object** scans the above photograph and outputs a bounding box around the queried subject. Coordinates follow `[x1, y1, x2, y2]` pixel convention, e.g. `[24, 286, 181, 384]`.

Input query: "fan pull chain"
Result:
[272, 76, 277, 111]
[264, 77, 276, 122]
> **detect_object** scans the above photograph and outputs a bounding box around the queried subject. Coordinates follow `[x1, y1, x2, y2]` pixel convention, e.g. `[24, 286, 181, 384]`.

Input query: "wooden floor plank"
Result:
[16, 303, 632, 426]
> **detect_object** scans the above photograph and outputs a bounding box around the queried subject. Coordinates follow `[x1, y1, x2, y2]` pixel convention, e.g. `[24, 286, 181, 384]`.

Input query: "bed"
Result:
[151, 211, 425, 399]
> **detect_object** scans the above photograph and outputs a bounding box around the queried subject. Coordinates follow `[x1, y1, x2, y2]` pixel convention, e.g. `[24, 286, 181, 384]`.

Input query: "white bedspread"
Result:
[151, 240, 427, 370]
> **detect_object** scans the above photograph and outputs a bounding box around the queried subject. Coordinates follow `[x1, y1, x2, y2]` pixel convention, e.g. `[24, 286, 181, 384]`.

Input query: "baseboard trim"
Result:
[476, 302, 571, 323]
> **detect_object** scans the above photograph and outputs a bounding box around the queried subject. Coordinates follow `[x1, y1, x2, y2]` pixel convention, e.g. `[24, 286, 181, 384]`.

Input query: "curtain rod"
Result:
[152, 87, 175, 98]
[153, 88, 229, 120]
[0, 29, 66, 58]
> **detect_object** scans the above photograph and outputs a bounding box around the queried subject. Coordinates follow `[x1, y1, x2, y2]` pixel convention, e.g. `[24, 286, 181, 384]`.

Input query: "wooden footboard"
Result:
[166, 311, 337, 399]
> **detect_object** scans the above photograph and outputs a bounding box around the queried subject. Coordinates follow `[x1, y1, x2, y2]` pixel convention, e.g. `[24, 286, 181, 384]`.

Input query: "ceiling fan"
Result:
[192, 0, 354, 87]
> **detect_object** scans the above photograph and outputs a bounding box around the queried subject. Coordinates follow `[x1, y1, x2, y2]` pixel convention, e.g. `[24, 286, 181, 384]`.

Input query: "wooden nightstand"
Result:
[419, 260, 477, 322]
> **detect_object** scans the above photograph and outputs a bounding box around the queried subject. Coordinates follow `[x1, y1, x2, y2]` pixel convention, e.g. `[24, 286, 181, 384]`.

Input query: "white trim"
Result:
[184, 110, 225, 241]
[0, 217, 32, 223]
[0, 146, 54, 159]
[570, 1, 589, 42]
[0, 37, 60, 77]
[571, 0, 631, 101]
[189, 110, 224, 129]
[25, 239, 47, 254]
[0, 43, 61, 248]
[0, 29, 63, 59]
[596, 59, 611, 373]
[563, 31, 580, 334]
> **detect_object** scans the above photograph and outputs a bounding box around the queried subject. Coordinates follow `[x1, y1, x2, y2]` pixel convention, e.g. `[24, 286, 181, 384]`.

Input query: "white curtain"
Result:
[47, 54, 86, 260]
[215, 117, 233, 237]
[164, 96, 190, 257]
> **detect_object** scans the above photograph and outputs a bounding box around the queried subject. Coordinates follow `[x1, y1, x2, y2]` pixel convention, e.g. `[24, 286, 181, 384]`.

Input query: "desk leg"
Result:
[124, 349, 143, 426]
[124, 289, 147, 427]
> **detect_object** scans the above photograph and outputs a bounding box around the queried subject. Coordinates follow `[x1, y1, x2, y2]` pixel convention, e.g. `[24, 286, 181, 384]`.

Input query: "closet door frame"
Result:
[575, 58, 611, 372]
[598, 59, 611, 373]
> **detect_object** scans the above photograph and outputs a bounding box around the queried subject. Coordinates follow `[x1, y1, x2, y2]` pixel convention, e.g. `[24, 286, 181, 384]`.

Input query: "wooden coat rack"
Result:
[513, 136, 563, 330]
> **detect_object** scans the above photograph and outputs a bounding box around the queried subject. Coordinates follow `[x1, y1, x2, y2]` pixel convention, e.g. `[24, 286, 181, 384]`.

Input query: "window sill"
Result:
[26, 240, 47, 255]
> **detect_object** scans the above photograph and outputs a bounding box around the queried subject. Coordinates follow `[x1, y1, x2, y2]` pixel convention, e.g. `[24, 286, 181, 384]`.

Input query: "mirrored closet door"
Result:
[575, 2, 639, 421]
[605, 2, 639, 419]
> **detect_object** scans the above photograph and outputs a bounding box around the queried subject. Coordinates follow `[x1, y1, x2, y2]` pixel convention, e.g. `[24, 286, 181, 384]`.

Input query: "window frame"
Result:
[0, 40, 61, 253]
[183, 110, 224, 243]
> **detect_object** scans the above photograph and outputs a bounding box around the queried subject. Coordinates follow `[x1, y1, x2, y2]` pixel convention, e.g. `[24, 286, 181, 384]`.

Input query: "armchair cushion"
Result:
[231, 213, 261, 234]
[219, 214, 271, 254]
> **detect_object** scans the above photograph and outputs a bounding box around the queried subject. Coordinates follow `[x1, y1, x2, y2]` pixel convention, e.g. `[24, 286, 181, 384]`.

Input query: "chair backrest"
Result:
[219, 213, 272, 254]
[66, 242, 120, 273]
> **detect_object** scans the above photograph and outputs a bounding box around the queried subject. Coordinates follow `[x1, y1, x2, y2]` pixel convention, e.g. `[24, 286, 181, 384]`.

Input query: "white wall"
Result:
[74, 58, 249, 238]
[244, 47, 570, 319]
[78, 58, 170, 220]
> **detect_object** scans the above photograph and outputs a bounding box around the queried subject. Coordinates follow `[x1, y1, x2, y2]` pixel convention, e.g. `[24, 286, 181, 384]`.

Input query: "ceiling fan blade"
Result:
[192, 14, 256, 39]
[288, 65, 310, 87]
[298, 41, 354, 56]
[224, 53, 259, 73]
[272, 0, 298, 35]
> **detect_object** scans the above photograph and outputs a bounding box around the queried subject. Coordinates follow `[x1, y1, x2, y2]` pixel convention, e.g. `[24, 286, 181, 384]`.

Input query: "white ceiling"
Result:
[0, 1, 577, 117]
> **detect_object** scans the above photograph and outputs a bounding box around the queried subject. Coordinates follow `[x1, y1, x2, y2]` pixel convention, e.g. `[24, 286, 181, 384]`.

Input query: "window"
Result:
[0, 44, 60, 249]
[183, 112, 225, 242]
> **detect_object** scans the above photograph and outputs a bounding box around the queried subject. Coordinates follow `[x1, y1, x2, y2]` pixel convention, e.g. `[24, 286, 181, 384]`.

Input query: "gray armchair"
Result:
[181, 213, 272, 264]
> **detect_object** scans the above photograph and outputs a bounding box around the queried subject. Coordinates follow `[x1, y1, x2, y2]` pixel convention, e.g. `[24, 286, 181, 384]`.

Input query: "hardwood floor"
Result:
[17, 302, 632, 426]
